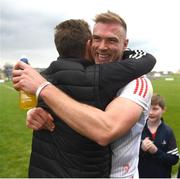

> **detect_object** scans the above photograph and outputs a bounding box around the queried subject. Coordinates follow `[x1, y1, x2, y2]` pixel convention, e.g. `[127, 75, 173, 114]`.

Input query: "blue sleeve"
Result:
[153, 130, 179, 165]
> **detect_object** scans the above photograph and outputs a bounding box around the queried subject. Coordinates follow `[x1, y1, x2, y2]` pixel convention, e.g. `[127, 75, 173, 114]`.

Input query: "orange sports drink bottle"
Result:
[19, 58, 37, 109]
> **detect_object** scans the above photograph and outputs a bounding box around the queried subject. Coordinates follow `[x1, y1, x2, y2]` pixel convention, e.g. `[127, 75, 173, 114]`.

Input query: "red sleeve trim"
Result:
[133, 78, 148, 98]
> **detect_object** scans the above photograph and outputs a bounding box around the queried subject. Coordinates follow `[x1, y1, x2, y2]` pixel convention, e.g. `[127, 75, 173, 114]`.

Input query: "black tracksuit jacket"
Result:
[138, 119, 179, 178]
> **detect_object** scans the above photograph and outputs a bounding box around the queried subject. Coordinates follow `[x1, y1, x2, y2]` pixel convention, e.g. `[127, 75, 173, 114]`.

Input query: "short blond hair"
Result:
[94, 10, 127, 32]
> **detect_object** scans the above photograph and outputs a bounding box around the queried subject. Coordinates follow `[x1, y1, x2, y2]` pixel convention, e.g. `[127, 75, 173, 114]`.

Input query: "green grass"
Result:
[0, 81, 32, 177]
[0, 75, 180, 177]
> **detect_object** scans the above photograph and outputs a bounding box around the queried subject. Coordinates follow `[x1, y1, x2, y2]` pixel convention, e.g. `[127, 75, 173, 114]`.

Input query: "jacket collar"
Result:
[57, 56, 95, 65]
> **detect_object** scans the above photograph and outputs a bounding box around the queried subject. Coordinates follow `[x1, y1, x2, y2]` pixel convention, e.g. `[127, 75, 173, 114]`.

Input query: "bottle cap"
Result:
[20, 58, 29, 64]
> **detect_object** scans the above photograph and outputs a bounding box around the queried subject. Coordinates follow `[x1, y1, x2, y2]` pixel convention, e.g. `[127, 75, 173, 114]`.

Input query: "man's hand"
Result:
[12, 61, 47, 94]
[26, 107, 55, 132]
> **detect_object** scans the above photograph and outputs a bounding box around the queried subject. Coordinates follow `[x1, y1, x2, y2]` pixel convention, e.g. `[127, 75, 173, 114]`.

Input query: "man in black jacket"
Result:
[13, 17, 156, 177]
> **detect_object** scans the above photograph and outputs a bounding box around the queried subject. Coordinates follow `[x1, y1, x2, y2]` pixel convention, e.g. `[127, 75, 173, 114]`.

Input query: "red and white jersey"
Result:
[110, 76, 153, 178]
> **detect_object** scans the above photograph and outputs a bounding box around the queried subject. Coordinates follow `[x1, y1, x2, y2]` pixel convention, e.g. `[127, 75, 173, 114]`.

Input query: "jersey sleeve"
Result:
[116, 76, 153, 112]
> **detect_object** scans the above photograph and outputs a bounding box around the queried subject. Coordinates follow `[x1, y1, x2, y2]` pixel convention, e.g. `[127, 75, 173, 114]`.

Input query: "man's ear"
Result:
[123, 39, 129, 50]
[85, 39, 94, 62]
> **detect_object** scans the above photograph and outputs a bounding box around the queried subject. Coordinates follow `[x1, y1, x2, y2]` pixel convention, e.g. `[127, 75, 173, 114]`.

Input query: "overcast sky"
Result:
[1, 0, 180, 72]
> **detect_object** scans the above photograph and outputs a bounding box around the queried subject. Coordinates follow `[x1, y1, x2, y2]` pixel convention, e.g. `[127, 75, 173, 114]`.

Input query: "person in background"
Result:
[138, 93, 179, 178]
[13, 11, 156, 178]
